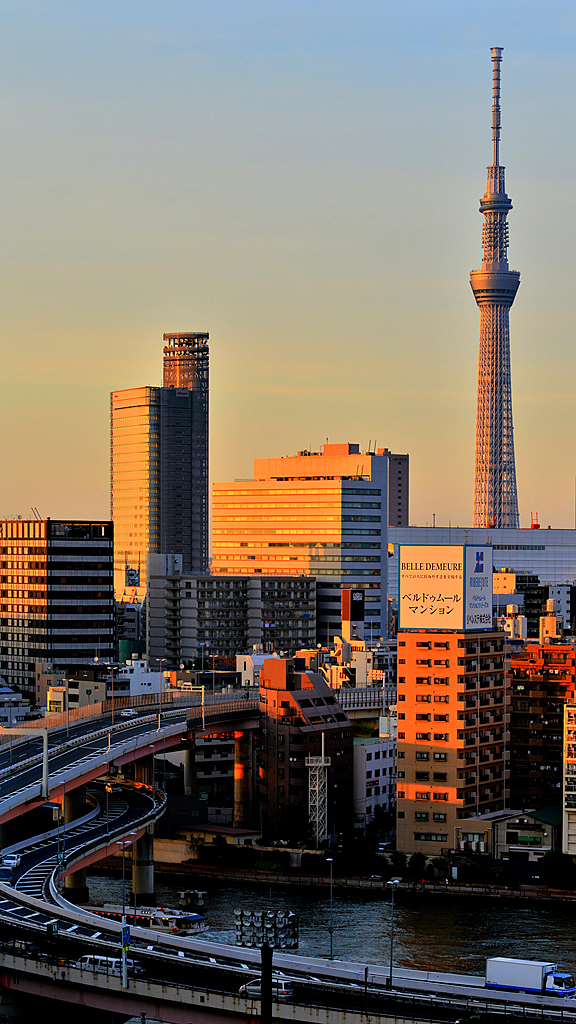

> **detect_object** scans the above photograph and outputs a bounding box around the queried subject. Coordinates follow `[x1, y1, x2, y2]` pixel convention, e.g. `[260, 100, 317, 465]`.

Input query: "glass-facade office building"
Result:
[212, 443, 388, 642]
[111, 385, 208, 601]
[0, 519, 113, 698]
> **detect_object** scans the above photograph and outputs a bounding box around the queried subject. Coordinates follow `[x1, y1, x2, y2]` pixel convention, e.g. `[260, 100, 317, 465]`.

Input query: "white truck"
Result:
[485, 958, 576, 998]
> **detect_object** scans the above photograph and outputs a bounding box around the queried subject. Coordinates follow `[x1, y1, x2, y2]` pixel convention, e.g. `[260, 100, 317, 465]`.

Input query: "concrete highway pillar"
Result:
[183, 743, 196, 797]
[63, 786, 89, 902]
[64, 785, 86, 824]
[134, 754, 154, 787]
[64, 867, 88, 903]
[132, 830, 154, 899]
[233, 730, 253, 828]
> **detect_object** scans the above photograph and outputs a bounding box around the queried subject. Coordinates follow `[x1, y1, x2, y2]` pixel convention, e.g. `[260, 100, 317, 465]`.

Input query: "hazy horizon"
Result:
[1, 1, 576, 530]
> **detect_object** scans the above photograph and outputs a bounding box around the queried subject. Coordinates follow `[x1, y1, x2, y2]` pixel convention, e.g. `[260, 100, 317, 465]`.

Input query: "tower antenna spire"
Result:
[470, 47, 520, 530]
[491, 46, 503, 166]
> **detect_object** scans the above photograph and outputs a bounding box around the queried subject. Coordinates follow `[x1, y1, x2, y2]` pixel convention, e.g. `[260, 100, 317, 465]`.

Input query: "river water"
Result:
[87, 873, 576, 977]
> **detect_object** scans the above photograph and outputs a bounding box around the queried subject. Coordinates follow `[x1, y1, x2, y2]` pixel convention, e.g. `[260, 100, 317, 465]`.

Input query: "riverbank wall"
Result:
[89, 855, 576, 903]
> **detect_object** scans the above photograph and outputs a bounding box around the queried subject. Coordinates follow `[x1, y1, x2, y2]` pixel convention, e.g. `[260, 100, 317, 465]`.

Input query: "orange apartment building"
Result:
[396, 629, 509, 855]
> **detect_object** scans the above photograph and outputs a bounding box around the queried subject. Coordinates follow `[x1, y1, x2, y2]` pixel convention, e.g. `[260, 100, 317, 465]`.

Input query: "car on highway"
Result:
[239, 978, 294, 1002]
[119, 709, 137, 718]
[76, 954, 146, 977]
[1, 854, 21, 869]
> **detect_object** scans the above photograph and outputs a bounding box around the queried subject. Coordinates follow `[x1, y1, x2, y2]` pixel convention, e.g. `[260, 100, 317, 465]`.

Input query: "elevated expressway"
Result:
[0, 693, 570, 1024]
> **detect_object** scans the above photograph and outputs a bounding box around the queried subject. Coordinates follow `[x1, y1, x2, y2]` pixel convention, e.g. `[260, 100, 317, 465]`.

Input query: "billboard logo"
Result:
[125, 566, 140, 587]
[474, 551, 484, 574]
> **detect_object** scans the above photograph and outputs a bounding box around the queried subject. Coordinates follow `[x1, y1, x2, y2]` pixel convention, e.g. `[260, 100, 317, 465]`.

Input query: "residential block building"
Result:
[147, 554, 316, 665]
[510, 642, 575, 809]
[259, 658, 353, 840]
[396, 629, 508, 855]
[0, 519, 114, 699]
[353, 734, 396, 829]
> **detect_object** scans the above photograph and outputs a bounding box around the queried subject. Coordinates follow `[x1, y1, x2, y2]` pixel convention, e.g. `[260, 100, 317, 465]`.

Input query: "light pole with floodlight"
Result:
[386, 877, 401, 989]
[116, 832, 138, 988]
[326, 857, 334, 960]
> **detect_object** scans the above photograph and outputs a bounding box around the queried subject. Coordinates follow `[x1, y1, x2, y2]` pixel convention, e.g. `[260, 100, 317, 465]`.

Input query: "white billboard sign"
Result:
[399, 545, 493, 631]
[464, 545, 493, 630]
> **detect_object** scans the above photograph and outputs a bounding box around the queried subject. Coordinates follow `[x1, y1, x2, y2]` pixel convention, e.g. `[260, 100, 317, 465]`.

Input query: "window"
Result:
[415, 752, 429, 761]
[398, 751, 405, 759]
[416, 677, 431, 685]
[398, 713, 405, 720]
[414, 832, 447, 842]
[416, 694, 431, 703]
[416, 733, 431, 740]
[434, 695, 449, 703]
[416, 659, 431, 666]
[416, 642, 431, 648]
[434, 642, 449, 649]
[398, 811, 405, 818]
[433, 772, 447, 782]
[434, 714, 449, 722]
[366, 753, 372, 761]
[433, 812, 447, 822]
[397, 770, 405, 778]
[398, 791, 405, 799]
[434, 733, 449, 741]
[366, 771, 372, 779]
[415, 771, 429, 781]
[433, 792, 449, 801]
[415, 811, 429, 820]
[398, 694, 405, 701]
[415, 791, 430, 800]
[416, 714, 431, 721]
[434, 752, 448, 761]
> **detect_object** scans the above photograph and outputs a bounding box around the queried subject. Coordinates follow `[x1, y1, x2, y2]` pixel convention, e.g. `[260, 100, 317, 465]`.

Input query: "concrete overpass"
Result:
[0, 689, 568, 1023]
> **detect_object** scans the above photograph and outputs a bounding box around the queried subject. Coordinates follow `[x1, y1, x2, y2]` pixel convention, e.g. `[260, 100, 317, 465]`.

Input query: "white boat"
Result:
[90, 903, 207, 935]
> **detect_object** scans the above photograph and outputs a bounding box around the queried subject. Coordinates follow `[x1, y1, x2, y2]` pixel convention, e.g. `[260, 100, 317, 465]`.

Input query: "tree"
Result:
[407, 852, 427, 879]
[537, 851, 576, 889]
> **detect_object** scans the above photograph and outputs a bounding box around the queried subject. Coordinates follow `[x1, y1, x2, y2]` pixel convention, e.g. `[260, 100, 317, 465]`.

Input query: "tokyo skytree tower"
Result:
[471, 47, 520, 528]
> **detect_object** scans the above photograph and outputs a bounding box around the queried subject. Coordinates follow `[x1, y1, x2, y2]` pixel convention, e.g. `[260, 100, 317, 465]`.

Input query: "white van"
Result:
[75, 955, 145, 977]
[239, 978, 294, 1002]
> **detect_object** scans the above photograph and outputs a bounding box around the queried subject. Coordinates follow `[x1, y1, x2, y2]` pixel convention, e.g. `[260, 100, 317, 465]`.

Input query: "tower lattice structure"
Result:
[471, 48, 520, 529]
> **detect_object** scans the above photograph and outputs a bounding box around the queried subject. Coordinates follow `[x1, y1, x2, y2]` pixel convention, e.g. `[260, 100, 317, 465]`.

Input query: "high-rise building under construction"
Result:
[471, 48, 520, 528]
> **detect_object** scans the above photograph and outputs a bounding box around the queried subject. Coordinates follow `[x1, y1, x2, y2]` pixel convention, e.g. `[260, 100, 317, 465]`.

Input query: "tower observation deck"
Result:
[471, 48, 520, 529]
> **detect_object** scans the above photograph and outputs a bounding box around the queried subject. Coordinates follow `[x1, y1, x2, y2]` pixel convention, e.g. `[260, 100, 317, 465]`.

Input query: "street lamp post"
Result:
[386, 877, 401, 989]
[326, 857, 334, 960]
[116, 832, 138, 989]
